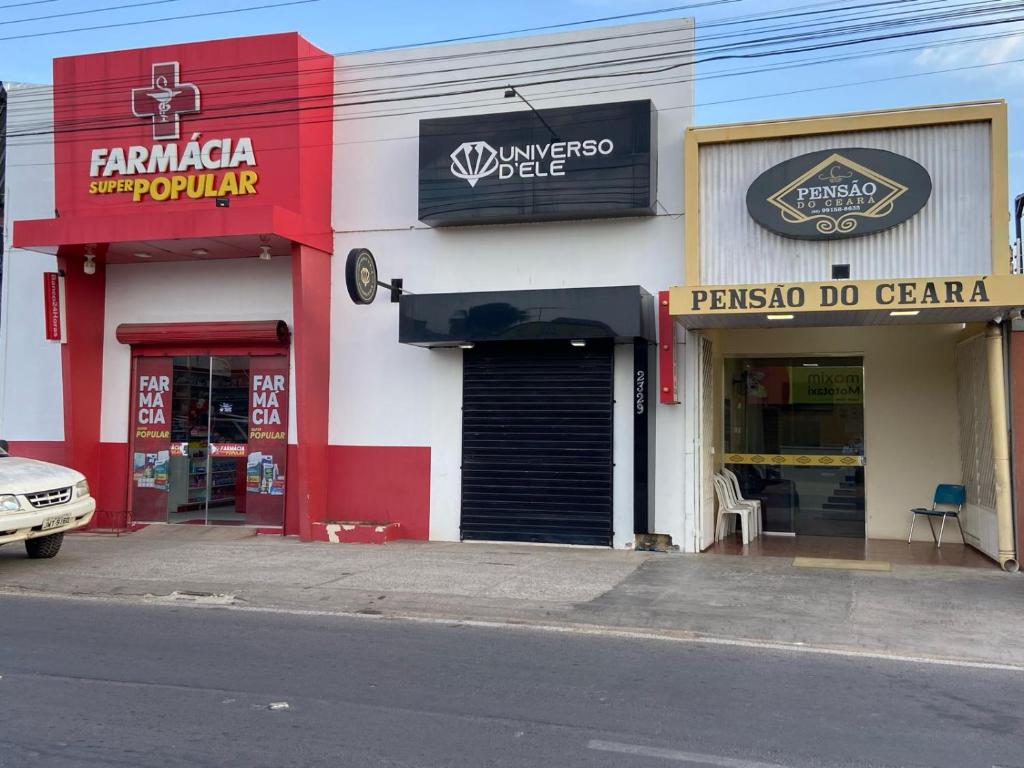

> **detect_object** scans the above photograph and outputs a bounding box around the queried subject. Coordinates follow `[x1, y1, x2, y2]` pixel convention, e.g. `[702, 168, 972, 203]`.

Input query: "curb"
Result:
[3, 586, 1022, 673]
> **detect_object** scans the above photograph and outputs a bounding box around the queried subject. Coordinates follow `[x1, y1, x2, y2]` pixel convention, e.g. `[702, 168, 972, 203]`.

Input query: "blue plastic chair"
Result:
[908, 484, 966, 547]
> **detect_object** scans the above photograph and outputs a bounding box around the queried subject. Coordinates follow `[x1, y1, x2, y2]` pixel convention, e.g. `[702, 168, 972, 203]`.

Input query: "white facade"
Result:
[0, 83, 62, 442]
[330, 18, 694, 546]
[1, 19, 696, 547]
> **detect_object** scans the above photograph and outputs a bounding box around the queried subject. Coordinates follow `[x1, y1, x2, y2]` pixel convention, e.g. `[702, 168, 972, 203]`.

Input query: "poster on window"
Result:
[245, 356, 289, 526]
[131, 357, 173, 522]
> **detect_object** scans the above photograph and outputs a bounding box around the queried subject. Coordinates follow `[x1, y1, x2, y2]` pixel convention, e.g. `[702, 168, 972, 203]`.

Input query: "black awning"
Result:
[399, 286, 655, 347]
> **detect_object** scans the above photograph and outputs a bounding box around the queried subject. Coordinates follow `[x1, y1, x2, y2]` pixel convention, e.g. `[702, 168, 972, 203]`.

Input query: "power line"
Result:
[344, 0, 740, 54]
[4, 0, 1022, 145]
[8, 0, 1014, 135]
[24, 3, 1024, 139]
[8, 53, 1016, 180]
[0, 0, 56, 10]
[7, 22, 1021, 164]
[1, 0, 974, 105]
[5, 0, 186, 26]
[0, 0, 321, 42]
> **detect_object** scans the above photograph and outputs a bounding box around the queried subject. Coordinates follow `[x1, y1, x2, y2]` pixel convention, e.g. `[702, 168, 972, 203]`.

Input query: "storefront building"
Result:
[5, 23, 1021, 565]
[666, 102, 1023, 570]
[1, 20, 694, 544]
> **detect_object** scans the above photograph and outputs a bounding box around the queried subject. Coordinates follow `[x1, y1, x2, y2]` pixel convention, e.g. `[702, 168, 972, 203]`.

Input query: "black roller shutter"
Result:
[461, 341, 614, 546]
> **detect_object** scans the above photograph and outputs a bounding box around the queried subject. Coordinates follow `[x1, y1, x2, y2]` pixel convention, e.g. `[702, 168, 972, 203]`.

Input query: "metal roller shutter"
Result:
[461, 341, 614, 546]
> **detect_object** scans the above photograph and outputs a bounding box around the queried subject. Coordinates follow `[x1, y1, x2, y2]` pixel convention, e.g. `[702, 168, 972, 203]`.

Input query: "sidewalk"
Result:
[1, 527, 1021, 667]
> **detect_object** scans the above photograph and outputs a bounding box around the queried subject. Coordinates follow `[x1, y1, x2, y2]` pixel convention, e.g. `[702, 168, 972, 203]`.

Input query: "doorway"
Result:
[130, 353, 289, 527]
[723, 356, 866, 538]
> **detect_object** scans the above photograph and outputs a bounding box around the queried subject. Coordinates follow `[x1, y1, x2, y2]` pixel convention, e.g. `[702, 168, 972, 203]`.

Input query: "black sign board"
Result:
[633, 340, 652, 536]
[746, 147, 932, 240]
[418, 100, 656, 226]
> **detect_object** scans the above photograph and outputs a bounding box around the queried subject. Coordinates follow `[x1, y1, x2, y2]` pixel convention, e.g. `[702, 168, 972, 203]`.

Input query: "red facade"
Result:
[12, 33, 339, 539]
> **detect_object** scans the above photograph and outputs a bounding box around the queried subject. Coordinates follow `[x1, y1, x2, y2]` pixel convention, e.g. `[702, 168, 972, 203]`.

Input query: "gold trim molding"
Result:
[724, 453, 865, 467]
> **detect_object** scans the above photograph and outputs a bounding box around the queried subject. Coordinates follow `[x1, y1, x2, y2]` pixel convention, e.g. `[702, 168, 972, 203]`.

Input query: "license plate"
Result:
[41, 514, 72, 531]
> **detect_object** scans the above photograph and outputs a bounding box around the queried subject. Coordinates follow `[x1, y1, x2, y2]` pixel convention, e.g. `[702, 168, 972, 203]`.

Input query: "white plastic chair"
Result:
[721, 466, 761, 537]
[714, 474, 752, 544]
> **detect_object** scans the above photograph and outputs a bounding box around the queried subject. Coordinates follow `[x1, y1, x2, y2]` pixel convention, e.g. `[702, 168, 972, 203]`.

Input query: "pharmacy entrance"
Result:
[723, 356, 865, 537]
[123, 324, 291, 529]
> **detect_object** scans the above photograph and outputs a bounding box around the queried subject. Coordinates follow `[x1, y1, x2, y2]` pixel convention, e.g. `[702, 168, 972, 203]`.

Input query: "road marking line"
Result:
[588, 739, 791, 767]
[3, 588, 1023, 673]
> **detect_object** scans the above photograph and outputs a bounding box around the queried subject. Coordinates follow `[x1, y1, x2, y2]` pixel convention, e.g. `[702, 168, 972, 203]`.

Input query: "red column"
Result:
[289, 243, 331, 540]
[56, 246, 106, 511]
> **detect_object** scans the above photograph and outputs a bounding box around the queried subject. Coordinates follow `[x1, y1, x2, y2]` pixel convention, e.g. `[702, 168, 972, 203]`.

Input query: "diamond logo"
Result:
[767, 153, 907, 236]
[450, 141, 499, 187]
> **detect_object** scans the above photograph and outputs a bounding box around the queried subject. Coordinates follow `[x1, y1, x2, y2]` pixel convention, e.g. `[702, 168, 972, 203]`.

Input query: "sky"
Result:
[1, 0, 1022, 221]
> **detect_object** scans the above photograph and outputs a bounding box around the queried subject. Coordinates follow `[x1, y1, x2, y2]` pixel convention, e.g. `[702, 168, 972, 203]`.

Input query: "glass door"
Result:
[168, 356, 213, 524]
[723, 356, 866, 538]
[205, 356, 251, 524]
[131, 354, 288, 527]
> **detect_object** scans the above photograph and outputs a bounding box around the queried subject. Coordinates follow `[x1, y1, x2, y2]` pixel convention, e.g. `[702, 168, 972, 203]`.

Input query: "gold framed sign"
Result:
[746, 148, 932, 240]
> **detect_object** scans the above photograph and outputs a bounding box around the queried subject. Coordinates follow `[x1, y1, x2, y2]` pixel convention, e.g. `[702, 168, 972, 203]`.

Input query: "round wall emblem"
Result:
[345, 248, 378, 305]
[746, 147, 932, 240]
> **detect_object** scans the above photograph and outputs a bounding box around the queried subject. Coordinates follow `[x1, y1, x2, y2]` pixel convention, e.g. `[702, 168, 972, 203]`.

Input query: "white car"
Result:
[0, 441, 96, 558]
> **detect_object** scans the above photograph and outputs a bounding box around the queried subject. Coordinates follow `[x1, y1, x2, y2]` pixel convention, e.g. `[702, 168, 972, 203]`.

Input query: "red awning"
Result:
[115, 320, 290, 347]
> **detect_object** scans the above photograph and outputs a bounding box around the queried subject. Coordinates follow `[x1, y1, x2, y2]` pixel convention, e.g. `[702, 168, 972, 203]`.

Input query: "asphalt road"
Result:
[1, 596, 1021, 768]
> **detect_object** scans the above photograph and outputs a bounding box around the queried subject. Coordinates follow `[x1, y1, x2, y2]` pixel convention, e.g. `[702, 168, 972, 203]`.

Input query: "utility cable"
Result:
[3, 0, 187, 26]
[3, 0, 983, 103]
[12, 0, 1017, 135]
[0, 0, 321, 42]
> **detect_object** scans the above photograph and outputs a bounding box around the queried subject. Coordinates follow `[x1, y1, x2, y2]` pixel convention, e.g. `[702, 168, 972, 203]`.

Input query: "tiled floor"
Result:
[707, 533, 998, 569]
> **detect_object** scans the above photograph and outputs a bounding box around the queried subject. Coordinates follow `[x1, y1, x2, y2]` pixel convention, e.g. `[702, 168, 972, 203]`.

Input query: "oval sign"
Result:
[746, 147, 932, 240]
[345, 248, 378, 305]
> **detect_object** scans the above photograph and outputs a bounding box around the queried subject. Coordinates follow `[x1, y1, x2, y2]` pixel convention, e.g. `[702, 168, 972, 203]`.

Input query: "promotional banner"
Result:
[419, 100, 656, 226]
[131, 357, 173, 522]
[244, 356, 289, 526]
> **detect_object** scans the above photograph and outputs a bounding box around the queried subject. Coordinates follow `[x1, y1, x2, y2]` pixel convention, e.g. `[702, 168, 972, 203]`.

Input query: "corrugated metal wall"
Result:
[700, 122, 991, 285]
[955, 333, 999, 559]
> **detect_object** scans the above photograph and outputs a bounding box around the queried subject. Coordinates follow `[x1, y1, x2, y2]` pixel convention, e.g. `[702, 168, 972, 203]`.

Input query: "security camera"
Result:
[83, 254, 96, 275]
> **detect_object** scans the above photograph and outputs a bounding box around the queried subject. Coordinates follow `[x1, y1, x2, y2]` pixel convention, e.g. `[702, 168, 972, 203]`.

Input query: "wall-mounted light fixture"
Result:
[83, 244, 96, 275]
[570, 339, 587, 347]
[502, 84, 560, 140]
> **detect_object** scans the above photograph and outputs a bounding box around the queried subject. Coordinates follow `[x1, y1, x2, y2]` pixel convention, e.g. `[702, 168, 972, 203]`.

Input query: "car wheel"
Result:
[25, 532, 64, 559]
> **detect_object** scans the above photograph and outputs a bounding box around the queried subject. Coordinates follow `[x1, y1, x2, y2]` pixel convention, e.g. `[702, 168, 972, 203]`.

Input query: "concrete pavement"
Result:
[0, 527, 1021, 667]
